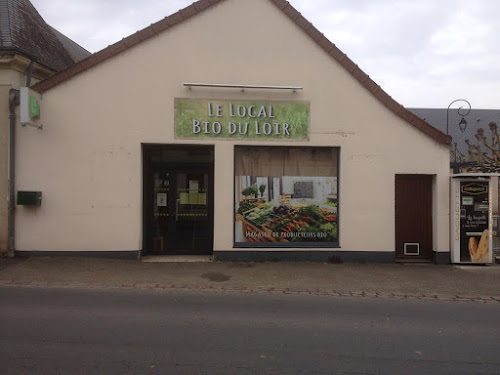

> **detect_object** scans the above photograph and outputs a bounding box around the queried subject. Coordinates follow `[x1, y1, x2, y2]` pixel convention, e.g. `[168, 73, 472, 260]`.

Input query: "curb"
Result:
[1, 279, 499, 304]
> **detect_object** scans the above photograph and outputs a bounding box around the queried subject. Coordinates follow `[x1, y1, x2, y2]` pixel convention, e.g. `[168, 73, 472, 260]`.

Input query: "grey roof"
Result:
[409, 108, 500, 156]
[0, 0, 91, 71]
[49, 26, 90, 64]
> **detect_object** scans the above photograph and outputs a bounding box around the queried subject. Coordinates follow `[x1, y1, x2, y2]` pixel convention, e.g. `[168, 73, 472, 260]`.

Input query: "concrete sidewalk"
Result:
[0, 256, 499, 303]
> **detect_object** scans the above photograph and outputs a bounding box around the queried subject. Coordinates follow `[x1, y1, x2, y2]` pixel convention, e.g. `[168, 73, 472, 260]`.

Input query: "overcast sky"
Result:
[31, 0, 499, 109]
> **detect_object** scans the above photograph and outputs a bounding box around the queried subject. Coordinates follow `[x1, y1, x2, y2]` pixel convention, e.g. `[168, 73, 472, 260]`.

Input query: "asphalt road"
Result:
[1, 286, 499, 375]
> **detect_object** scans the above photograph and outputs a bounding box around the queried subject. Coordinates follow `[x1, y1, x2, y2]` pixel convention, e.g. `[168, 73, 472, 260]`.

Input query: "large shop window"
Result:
[234, 146, 339, 247]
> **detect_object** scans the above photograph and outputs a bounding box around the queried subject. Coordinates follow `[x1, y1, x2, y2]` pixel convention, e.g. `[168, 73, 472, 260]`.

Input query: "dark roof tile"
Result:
[166, 9, 186, 26]
[0, 0, 90, 71]
[49, 26, 90, 63]
[409, 108, 500, 153]
[180, 3, 199, 19]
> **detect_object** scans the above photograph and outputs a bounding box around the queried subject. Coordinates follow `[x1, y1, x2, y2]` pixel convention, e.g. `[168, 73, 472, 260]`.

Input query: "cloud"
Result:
[293, 0, 500, 107]
[30, 0, 500, 108]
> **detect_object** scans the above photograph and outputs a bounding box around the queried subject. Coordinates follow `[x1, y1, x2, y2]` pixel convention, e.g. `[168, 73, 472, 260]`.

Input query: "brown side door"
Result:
[395, 174, 433, 261]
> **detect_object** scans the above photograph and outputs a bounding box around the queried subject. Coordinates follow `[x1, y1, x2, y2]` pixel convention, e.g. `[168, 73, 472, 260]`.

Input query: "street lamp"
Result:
[446, 99, 471, 135]
[447, 99, 475, 171]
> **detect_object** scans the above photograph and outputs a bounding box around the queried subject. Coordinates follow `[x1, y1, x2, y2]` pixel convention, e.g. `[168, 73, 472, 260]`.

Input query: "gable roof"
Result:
[0, 0, 91, 71]
[30, 0, 451, 146]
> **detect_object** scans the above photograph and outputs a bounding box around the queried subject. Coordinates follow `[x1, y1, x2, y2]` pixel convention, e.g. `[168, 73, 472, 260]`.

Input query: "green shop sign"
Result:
[29, 95, 40, 118]
[175, 99, 309, 140]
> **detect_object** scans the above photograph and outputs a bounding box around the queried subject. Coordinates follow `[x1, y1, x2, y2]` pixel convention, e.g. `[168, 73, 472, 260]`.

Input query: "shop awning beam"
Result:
[184, 83, 302, 93]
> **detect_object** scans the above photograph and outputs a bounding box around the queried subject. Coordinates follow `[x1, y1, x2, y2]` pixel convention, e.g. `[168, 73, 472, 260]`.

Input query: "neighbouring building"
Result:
[14, 0, 452, 263]
[410, 108, 500, 261]
[409, 108, 500, 172]
[0, 0, 91, 255]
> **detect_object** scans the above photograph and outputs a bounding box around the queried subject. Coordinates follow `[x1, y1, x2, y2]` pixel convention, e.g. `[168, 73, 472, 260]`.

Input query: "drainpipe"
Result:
[8, 88, 19, 258]
[26, 61, 34, 86]
[7, 61, 33, 257]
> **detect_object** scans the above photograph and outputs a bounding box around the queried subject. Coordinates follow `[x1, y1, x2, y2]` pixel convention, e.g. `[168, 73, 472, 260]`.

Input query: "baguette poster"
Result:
[460, 181, 491, 263]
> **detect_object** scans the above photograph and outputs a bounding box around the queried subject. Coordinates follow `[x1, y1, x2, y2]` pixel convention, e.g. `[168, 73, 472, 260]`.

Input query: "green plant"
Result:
[237, 201, 256, 214]
[259, 184, 266, 197]
[242, 185, 259, 197]
[323, 201, 337, 207]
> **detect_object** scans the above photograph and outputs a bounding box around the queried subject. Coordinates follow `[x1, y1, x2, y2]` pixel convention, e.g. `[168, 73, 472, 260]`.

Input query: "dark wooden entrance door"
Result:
[143, 145, 214, 255]
[395, 174, 433, 261]
[145, 168, 213, 254]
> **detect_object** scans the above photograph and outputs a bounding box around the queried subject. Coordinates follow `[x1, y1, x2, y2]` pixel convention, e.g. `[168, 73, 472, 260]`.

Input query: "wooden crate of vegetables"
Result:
[241, 219, 276, 242]
[237, 202, 337, 243]
[237, 202, 283, 242]
[264, 205, 337, 243]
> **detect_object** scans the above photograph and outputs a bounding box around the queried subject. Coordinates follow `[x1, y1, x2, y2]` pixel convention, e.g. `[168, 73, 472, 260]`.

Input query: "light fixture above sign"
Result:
[184, 83, 302, 93]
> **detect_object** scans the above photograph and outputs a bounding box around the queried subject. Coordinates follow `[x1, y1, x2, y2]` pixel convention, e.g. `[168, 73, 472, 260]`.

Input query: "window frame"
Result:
[233, 145, 340, 249]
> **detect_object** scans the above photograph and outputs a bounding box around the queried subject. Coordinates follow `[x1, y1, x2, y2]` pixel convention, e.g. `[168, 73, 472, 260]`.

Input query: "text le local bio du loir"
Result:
[192, 102, 290, 136]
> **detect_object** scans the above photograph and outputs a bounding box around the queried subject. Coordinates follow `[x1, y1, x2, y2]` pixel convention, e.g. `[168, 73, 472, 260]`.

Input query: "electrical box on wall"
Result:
[17, 191, 42, 206]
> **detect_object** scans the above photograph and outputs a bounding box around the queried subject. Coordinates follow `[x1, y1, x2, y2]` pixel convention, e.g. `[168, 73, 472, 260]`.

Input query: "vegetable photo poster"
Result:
[234, 146, 339, 246]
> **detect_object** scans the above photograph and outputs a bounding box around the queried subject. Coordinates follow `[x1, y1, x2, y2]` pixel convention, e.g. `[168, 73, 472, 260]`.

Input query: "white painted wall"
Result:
[15, 0, 450, 254]
[0, 57, 51, 253]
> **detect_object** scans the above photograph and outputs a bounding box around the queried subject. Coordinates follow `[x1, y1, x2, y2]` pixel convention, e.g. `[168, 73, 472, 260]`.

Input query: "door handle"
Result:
[175, 198, 180, 221]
